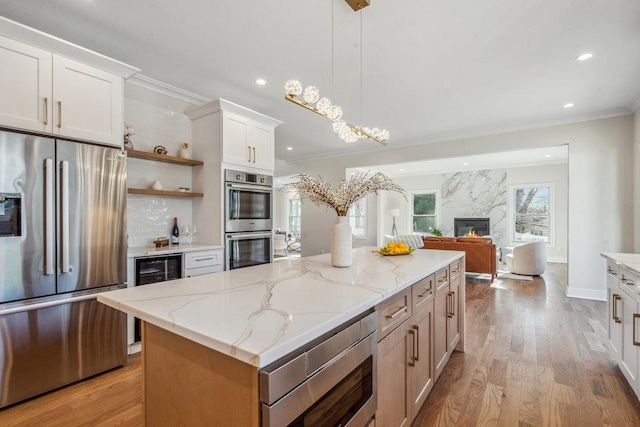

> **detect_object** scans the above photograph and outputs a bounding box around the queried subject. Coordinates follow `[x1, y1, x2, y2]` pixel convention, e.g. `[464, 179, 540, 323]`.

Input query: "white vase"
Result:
[331, 216, 352, 267]
[179, 148, 191, 159]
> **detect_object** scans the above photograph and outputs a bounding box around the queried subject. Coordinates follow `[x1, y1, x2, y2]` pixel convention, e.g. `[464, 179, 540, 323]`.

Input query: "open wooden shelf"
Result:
[127, 188, 204, 198]
[126, 149, 204, 166]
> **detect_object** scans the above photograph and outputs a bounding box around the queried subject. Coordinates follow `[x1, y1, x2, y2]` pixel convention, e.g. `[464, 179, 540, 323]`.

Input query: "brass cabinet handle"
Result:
[247, 146, 251, 162]
[634, 313, 640, 346]
[386, 305, 407, 320]
[43, 97, 48, 125]
[413, 325, 419, 361]
[447, 291, 455, 318]
[408, 328, 416, 367]
[252, 146, 256, 163]
[608, 268, 618, 276]
[613, 294, 622, 323]
[57, 101, 62, 128]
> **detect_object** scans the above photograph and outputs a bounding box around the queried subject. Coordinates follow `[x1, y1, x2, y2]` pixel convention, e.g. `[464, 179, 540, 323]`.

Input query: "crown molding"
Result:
[126, 74, 211, 112]
[0, 16, 139, 78]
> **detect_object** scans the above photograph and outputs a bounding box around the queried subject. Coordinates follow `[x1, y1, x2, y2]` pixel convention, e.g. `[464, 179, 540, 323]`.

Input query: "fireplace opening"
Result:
[454, 218, 490, 237]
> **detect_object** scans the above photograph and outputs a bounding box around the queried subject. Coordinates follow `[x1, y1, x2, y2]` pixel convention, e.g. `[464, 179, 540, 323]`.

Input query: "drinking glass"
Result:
[182, 225, 191, 244]
[192, 225, 198, 243]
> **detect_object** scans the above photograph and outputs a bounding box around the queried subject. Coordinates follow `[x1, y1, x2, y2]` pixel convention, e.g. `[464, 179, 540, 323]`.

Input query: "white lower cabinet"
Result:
[604, 257, 640, 399]
[183, 249, 224, 277]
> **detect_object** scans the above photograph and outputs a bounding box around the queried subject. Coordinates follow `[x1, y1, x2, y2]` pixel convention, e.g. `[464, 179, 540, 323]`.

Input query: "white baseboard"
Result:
[547, 256, 567, 263]
[565, 286, 606, 301]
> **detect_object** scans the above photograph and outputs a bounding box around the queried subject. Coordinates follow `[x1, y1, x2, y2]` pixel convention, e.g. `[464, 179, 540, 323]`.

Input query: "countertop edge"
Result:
[127, 243, 223, 258]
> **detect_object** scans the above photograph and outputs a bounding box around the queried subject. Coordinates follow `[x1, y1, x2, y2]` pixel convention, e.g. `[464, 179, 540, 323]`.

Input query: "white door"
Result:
[0, 36, 52, 133]
[52, 56, 123, 146]
[251, 122, 275, 172]
[222, 112, 251, 166]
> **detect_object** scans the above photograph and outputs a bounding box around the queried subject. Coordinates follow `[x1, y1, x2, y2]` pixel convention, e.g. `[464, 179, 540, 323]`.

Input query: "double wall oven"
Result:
[224, 169, 273, 270]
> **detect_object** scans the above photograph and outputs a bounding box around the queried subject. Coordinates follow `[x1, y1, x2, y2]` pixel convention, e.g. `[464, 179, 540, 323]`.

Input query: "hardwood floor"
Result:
[414, 263, 640, 426]
[1, 263, 639, 426]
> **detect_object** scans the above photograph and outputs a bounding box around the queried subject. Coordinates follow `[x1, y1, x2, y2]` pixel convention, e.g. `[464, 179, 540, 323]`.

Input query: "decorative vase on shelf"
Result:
[179, 148, 191, 159]
[331, 216, 352, 267]
[179, 142, 191, 159]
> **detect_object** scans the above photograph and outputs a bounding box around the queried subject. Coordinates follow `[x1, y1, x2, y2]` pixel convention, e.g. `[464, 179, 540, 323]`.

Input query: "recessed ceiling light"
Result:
[575, 53, 593, 61]
[463, 162, 468, 166]
[563, 103, 574, 108]
[255, 78, 266, 85]
[400, 168, 405, 172]
[545, 154, 552, 158]
[286, 146, 293, 151]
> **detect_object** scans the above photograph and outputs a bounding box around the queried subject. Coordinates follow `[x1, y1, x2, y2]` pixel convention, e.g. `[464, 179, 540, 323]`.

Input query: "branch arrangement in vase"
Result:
[285, 171, 406, 216]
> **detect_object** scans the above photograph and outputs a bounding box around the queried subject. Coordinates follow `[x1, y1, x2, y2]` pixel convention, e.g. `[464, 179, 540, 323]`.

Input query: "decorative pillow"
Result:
[391, 234, 424, 249]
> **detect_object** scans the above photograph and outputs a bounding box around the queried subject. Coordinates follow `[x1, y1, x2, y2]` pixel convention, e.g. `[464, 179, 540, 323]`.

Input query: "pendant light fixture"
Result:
[284, 0, 389, 146]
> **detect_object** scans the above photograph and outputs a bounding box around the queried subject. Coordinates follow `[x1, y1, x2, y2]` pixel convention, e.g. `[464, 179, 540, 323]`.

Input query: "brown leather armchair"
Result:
[422, 236, 497, 280]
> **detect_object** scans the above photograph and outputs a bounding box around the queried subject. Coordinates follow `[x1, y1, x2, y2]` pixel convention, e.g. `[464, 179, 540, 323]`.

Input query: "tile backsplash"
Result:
[125, 96, 194, 248]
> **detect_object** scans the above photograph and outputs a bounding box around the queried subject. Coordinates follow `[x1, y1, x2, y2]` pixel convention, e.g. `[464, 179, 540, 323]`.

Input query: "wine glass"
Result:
[191, 225, 198, 243]
[182, 225, 191, 244]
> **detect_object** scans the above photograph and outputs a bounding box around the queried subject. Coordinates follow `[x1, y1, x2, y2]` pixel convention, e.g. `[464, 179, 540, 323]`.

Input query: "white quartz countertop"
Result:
[601, 252, 640, 275]
[127, 243, 223, 258]
[99, 247, 464, 368]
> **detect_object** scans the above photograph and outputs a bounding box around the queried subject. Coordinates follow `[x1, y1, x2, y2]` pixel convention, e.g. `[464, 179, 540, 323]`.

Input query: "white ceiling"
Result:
[2, 1, 639, 162]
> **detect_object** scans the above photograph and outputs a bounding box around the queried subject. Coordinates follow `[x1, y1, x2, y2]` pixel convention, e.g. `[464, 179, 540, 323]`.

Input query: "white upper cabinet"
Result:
[52, 56, 123, 146]
[188, 99, 281, 174]
[222, 111, 277, 172]
[0, 19, 138, 147]
[0, 35, 52, 133]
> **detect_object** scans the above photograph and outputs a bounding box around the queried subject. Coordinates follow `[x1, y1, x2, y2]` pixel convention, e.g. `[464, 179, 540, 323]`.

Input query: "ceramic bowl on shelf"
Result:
[178, 187, 190, 192]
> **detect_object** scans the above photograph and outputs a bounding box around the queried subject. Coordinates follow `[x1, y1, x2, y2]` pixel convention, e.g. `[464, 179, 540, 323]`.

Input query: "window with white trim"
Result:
[510, 184, 553, 244]
[349, 198, 367, 238]
[410, 191, 438, 234]
[288, 198, 301, 238]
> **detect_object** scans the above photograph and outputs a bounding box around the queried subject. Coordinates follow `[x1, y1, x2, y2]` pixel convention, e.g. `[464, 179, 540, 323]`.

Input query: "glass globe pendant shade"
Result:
[303, 86, 320, 104]
[316, 98, 332, 116]
[285, 80, 303, 96]
[328, 105, 343, 121]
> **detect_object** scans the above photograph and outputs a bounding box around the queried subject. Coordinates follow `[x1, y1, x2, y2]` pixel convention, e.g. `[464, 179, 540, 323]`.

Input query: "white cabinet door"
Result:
[222, 112, 252, 166]
[608, 277, 622, 361]
[252, 122, 274, 171]
[0, 36, 52, 133]
[52, 56, 123, 146]
[620, 293, 639, 394]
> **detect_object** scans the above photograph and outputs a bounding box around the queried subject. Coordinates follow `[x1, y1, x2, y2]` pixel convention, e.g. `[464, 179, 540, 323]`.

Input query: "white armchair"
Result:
[273, 233, 287, 257]
[504, 241, 546, 275]
[390, 234, 424, 249]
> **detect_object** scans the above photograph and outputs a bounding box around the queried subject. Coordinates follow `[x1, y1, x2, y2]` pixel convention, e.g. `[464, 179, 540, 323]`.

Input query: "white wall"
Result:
[124, 97, 194, 248]
[634, 109, 640, 252]
[276, 115, 634, 300]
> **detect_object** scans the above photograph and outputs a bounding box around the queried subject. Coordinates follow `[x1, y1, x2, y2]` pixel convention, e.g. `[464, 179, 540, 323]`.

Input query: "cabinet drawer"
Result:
[184, 250, 223, 269]
[450, 258, 463, 279]
[606, 260, 619, 279]
[435, 267, 449, 294]
[620, 267, 640, 302]
[184, 265, 223, 277]
[412, 274, 434, 313]
[376, 289, 412, 342]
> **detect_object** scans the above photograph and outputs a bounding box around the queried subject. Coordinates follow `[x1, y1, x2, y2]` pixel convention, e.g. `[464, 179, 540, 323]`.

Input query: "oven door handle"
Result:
[226, 182, 273, 193]
[227, 232, 273, 240]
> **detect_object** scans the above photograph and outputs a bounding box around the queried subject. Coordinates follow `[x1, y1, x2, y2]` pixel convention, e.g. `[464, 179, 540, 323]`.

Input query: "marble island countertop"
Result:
[99, 247, 464, 368]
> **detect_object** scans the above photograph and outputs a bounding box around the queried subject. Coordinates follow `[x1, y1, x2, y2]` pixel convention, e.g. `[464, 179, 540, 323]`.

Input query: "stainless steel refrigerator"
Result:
[0, 130, 128, 408]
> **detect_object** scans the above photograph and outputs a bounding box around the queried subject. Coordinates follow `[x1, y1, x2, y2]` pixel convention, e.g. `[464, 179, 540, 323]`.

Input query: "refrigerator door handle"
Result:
[44, 159, 54, 275]
[60, 160, 70, 273]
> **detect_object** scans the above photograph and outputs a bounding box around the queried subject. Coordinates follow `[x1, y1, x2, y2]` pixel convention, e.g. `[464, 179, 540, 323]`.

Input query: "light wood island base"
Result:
[142, 322, 260, 426]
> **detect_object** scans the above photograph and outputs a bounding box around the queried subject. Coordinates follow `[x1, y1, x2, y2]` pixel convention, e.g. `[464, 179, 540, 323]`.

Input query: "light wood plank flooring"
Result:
[1, 263, 639, 426]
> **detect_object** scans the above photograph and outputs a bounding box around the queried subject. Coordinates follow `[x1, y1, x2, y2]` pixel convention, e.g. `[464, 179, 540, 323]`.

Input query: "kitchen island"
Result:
[98, 247, 465, 426]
